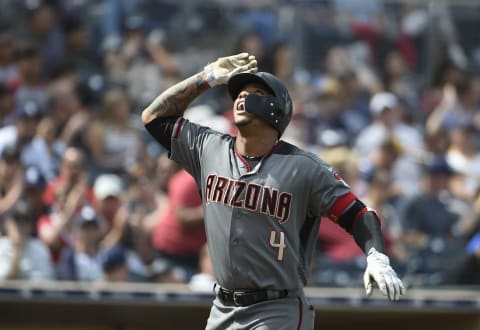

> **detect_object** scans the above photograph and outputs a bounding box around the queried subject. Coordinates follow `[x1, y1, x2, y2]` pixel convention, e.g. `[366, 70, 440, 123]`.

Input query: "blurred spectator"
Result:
[400, 156, 460, 248]
[263, 41, 295, 87]
[8, 42, 48, 110]
[38, 148, 93, 263]
[125, 164, 160, 223]
[444, 189, 480, 285]
[46, 75, 90, 148]
[36, 116, 66, 173]
[119, 154, 181, 282]
[322, 46, 355, 80]
[0, 24, 17, 84]
[233, 30, 268, 70]
[101, 0, 146, 51]
[102, 15, 180, 106]
[0, 83, 15, 127]
[420, 61, 466, 115]
[13, 1, 64, 75]
[102, 18, 145, 85]
[235, 1, 277, 47]
[152, 169, 205, 283]
[423, 127, 451, 157]
[452, 232, 480, 284]
[129, 29, 181, 109]
[57, 205, 103, 282]
[0, 145, 23, 217]
[100, 244, 128, 282]
[398, 2, 429, 70]
[152, 153, 182, 216]
[57, 0, 105, 51]
[446, 120, 480, 200]
[94, 172, 156, 282]
[426, 76, 480, 135]
[382, 49, 421, 112]
[355, 92, 423, 159]
[357, 138, 404, 200]
[306, 75, 344, 147]
[62, 15, 102, 87]
[329, 69, 372, 144]
[43, 147, 94, 207]
[355, 92, 424, 197]
[85, 89, 143, 177]
[93, 173, 128, 250]
[399, 156, 472, 283]
[22, 166, 49, 222]
[0, 199, 54, 281]
[0, 101, 55, 181]
[122, 166, 158, 281]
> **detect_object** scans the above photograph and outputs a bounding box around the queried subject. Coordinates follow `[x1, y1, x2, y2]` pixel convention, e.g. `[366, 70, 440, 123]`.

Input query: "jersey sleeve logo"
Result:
[329, 167, 348, 186]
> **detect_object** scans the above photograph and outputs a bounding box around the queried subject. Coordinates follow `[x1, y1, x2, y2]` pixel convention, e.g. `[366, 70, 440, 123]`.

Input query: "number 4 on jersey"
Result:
[269, 230, 286, 261]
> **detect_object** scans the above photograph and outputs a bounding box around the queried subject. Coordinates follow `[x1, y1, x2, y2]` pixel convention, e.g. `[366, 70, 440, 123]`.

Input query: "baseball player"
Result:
[142, 53, 405, 330]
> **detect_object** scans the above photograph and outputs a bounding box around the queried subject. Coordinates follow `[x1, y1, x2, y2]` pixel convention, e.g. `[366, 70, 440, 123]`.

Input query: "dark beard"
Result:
[235, 117, 252, 127]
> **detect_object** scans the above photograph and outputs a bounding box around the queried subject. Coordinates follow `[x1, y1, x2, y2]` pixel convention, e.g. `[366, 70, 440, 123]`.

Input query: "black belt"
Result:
[215, 285, 289, 307]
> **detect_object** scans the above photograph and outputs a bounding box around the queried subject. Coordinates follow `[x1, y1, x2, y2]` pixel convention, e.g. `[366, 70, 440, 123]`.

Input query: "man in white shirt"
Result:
[0, 199, 54, 281]
[0, 101, 55, 181]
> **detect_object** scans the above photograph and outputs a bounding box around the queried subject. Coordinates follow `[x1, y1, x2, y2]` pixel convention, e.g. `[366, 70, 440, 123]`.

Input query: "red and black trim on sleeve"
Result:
[327, 192, 356, 223]
[328, 192, 381, 233]
[172, 117, 185, 139]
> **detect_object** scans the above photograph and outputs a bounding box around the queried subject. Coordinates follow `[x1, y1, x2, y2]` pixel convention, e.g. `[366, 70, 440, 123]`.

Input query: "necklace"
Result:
[244, 155, 263, 161]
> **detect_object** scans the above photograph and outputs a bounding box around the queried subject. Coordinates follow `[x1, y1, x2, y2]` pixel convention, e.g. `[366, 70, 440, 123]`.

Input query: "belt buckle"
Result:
[233, 292, 243, 306]
[233, 292, 240, 306]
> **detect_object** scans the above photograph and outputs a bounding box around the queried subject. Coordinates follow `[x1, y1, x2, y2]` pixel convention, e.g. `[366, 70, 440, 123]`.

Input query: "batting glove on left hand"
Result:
[204, 53, 257, 87]
[363, 247, 405, 301]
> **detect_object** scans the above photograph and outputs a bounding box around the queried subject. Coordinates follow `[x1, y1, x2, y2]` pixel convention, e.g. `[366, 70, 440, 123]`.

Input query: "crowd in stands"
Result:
[0, 0, 479, 290]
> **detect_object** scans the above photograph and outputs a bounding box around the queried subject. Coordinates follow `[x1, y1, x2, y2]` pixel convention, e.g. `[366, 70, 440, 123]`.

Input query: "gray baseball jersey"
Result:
[170, 118, 352, 291]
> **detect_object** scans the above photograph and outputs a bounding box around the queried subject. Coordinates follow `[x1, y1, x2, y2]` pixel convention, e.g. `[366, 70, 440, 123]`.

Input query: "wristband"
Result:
[204, 63, 216, 87]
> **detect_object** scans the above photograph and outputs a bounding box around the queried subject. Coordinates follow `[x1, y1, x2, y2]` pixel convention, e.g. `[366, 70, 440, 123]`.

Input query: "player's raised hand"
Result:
[363, 247, 405, 301]
[204, 52, 257, 87]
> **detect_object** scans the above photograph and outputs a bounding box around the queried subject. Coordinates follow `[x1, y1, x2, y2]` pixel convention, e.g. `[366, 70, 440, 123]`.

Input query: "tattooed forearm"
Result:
[142, 72, 209, 123]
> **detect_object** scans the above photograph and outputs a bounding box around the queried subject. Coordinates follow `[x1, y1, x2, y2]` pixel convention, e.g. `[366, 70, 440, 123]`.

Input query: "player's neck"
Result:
[235, 131, 278, 158]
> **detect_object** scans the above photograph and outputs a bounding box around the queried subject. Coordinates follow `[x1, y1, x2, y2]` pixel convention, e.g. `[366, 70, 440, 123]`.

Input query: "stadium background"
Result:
[0, 0, 479, 329]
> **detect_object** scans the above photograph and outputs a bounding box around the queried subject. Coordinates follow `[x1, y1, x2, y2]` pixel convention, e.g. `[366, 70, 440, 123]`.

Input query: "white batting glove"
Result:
[204, 53, 257, 87]
[363, 247, 405, 301]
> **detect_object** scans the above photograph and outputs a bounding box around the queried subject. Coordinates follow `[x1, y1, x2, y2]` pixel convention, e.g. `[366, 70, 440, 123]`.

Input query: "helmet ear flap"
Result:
[244, 94, 284, 129]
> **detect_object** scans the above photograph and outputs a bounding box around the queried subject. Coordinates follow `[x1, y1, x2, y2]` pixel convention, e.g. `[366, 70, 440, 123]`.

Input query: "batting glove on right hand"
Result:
[204, 53, 257, 87]
[363, 247, 405, 301]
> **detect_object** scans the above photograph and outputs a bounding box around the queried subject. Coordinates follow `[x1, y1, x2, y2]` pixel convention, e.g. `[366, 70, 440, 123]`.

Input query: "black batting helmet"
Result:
[227, 72, 293, 136]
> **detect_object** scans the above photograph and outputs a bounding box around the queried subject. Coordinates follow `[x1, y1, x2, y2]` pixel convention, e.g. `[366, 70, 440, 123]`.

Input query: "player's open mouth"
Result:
[236, 101, 246, 113]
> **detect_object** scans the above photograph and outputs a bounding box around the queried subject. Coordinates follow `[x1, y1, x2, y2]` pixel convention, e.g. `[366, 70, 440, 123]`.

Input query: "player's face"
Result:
[233, 83, 270, 127]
